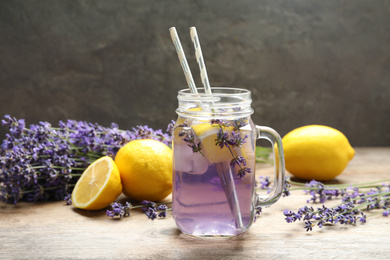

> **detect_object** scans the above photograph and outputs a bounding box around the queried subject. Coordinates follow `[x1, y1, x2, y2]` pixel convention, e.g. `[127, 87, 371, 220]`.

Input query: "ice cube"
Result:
[174, 143, 208, 175]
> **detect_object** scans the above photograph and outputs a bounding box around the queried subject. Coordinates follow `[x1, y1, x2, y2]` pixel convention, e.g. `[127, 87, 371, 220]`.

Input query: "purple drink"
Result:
[172, 118, 256, 237]
[172, 87, 285, 237]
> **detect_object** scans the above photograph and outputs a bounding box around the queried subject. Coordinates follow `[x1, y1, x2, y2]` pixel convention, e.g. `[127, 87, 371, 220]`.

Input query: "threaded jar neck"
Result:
[176, 87, 254, 120]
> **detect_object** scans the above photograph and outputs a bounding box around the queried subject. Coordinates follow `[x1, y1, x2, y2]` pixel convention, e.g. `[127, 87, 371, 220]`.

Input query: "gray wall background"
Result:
[0, 0, 389, 146]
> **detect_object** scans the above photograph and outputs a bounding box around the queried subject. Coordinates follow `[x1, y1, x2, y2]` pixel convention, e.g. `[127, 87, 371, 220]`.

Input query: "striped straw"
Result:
[190, 27, 212, 95]
[169, 27, 198, 94]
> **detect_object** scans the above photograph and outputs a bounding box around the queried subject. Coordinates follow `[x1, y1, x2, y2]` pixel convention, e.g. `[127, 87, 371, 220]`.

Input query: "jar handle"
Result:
[255, 126, 286, 207]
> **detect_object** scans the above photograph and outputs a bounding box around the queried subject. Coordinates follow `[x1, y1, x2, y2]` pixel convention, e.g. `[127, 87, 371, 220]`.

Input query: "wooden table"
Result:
[1, 147, 389, 259]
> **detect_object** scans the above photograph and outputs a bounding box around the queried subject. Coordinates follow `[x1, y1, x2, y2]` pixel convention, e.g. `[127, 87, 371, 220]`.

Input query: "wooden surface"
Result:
[1, 147, 390, 260]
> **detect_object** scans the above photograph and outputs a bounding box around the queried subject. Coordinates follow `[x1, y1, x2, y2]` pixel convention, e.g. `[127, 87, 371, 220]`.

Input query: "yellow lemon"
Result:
[72, 156, 122, 210]
[282, 125, 355, 181]
[115, 139, 173, 202]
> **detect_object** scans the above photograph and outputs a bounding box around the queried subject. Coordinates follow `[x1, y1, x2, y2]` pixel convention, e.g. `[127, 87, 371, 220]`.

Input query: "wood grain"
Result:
[1, 148, 389, 260]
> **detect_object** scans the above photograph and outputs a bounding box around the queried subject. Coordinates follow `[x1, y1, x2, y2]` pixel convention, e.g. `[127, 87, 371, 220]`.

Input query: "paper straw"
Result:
[169, 26, 242, 228]
[169, 27, 198, 94]
[190, 27, 212, 95]
[189, 27, 242, 228]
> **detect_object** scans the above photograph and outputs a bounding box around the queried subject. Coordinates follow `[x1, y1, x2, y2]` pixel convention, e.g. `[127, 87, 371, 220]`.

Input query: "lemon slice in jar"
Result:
[192, 123, 245, 164]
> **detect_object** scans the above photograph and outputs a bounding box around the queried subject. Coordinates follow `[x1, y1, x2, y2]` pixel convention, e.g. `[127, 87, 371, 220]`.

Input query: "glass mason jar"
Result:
[172, 87, 285, 237]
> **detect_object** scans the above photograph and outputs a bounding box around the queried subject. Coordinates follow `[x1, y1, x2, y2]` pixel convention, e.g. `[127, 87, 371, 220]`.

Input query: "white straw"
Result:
[190, 27, 212, 95]
[169, 27, 198, 94]
[169, 27, 242, 228]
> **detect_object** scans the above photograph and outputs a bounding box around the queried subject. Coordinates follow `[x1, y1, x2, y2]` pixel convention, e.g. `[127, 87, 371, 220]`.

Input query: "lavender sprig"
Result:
[0, 115, 172, 204]
[256, 176, 390, 231]
[284, 201, 367, 231]
[282, 178, 390, 231]
[175, 121, 204, 156]
[213, 120, 250, 180]
[106, 200, 171, 220]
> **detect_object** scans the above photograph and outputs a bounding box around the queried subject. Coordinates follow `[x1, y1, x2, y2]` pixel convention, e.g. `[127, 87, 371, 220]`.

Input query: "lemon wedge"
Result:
[192, 123, 239, 164]
[72, 156, 122, 210]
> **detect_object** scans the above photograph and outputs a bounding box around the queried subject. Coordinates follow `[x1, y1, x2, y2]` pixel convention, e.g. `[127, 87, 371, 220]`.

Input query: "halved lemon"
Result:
[72, 156, 122, 210]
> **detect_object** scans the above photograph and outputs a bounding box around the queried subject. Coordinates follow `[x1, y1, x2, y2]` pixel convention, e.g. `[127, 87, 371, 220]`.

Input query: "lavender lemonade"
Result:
[172, 87, 285, 237]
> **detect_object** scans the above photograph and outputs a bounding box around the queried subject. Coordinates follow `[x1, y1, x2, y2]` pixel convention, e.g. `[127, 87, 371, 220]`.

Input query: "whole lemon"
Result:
[115, 139, 173, 201]
[282, 125, 355, 181]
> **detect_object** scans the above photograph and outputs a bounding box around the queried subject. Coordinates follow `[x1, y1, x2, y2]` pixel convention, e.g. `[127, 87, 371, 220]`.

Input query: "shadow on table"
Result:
[72, 207, 106, 218]
[71, 195, 171, 219]
[162, 226, 248, 244]
[154, 227, 249, 258]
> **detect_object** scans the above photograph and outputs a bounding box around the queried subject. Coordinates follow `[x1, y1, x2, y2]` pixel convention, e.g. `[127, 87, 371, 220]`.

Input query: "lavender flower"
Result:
[259, 176, 271, 190]
[254, 206, 262, 222]
[304, 180, 344, 203]
[304, 221, 314, 232]
[283, 181, 291, 197]
[230, 156, 246, 168]
[157, 204, 169, 218]
[1, 115, 25, 138]
[166, 120, 175, 135]
[0, 115, 172, 204]
[359, 213, 367, 223]
[283, 209, 302, 223]
[237, 167, 251, 180]
[145, 207, 158, 220]
[141, 200, 170, 220]
[215, 129, 229, 149]
[227, 131, 248, 148]
[257, 176, 290, 197]
[140, 200, 157, 209]
[64, 194, 72, 205]
[106, 202, 132, 218]
[210, 119, 228, 127]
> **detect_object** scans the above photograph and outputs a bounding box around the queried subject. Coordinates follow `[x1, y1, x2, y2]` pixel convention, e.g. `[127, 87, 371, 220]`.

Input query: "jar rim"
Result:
[178, 87, 251, 96]
[176, 87, 253, 119]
